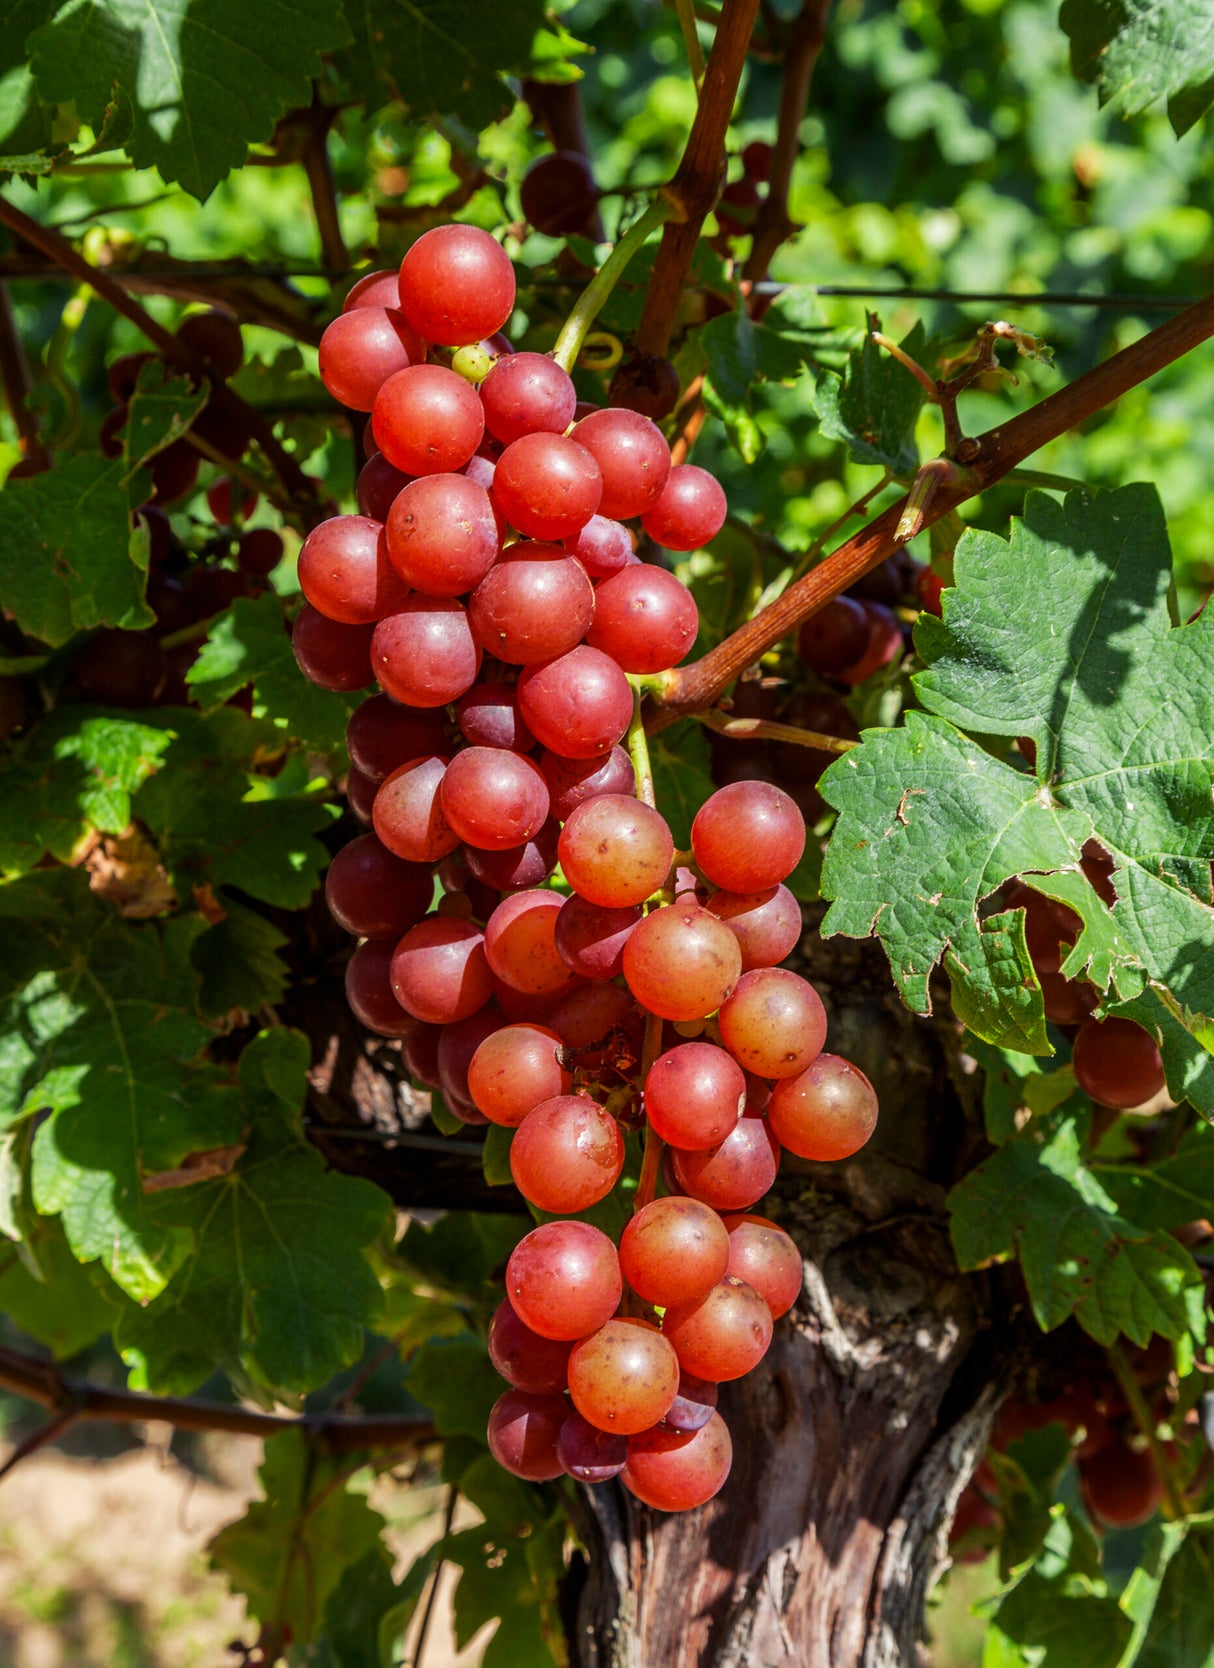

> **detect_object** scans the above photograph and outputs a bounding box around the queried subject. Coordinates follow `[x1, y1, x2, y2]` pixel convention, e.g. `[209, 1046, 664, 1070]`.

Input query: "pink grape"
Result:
[487, 1388, 567, 1481]
[345, 939, 419, 1037]
[558, 795, 674, 908]
[298, 515, 408, 625]
[488, 1298, 573, 1393]
[705, 885, 802, 970]
[644, 1042, 745, 1150]
[372, 755, 460, 863]
[467, 1024, 571, 1127]
[371, 597, 481, 708]
[372, 364, 484, 476]
[767, 1052, 879, 1161]
[573, 408, 671, 519]
[567, 1318, 680, 1434]
[324, 833, 433, 939]
[481, 352, 576, 445]
[691, 782, 805, 894]
[510, 1094, 625, 1213]
[440, 747, 550, 851]
[398, 225, 516, 346]
[717, 967, 827, 1079]
[585, 564, 699, 673]
[622, 901, 743, 1022]
[622, 1411, 732, 1511]
[506, 1221, 623, 1340]
[318, 308, 425, 411]
[385, 473, 500, 597]
[721, 1214, 803, 1318]
[640, 464, 727, 550]
[670, 1116, 781, 1212]
[492, 433, 603, 541]
[661, 1275, 773, 1381]
[620, 1197, 730, 1308]
[517, 647, 633, 760]
[390, 916, 492, 1024]
[484, 889, 578, 995]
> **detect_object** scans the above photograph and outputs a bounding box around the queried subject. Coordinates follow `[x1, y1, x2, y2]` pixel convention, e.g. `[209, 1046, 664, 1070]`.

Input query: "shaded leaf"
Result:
[1059, 0, 1214, 134]
[811, 320, 927, 474]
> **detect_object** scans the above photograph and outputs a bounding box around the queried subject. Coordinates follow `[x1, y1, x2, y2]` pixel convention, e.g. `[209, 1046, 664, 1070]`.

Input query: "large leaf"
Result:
[27, 0, 353, 201]
[949, 1111, 1203, 1345]
[0, 706, 173, 874]
[1059, 0, 1214, 135]
[124, 359, 209, 464]
[0, 869, 243, 1299]
[1134, 1525, 1214, 1667]
[118, 1028, 390, 1396]
[209, 1429, 387, 1643]
[819, 485, 1214, 1103]
[336, 0, 546, 130]
[0, 453, 153, 646]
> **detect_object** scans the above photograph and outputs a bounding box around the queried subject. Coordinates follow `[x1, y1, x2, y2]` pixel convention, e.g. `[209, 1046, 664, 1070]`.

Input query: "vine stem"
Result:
[0, 190, 326, 524]
[742, 0, 831, 286]
[0, 1344, 434, 1455]
[551, 197, 674, 374]
[696, 709, 856, 751]
[674, 0, 707, 89]
[635, 0, 761, 358]
[649, 287, 1214, 726]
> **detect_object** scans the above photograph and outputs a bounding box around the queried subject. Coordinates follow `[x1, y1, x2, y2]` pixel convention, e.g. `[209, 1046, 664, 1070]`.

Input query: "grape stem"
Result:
[674, 0, 708, 90]
[551, 196, 675, 375]
[626, 682, 659, 808]
[696, 709, 857, 752]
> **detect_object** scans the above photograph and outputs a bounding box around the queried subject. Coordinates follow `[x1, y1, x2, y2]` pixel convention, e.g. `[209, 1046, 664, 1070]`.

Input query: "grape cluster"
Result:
[301, 223, 881, 1512]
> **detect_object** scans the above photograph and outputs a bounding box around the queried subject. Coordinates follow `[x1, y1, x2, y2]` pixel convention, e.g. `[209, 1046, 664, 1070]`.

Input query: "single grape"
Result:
[640, 464, 727, 551]
[585, 564, 699, 674]
[468, 1024, 571, 1127]
[484, 889, 578, 995]
[107, 350, 156, 402]
[554, 895, 642, 981]
[1072, 1016, 1165, 1109]
[236, 527, 284, 579]
[205, 477, 257, 525]
[705, 885, 802, 971]
[797, 597, 870, 676]
[318, 308, 425, 411]
[346, 696, 447, 782]
[520, 151, 600, 237]
[385, 473, 500, 597]
[398, 225, 516, 346]
[402, 1023, 443, 1089]
[506, 1221, 623, 1340]
[670, 1116, 781, 1212]
[767, 1053, 878, 1161]
[622, 901, 743, 1022]
[356, 452, 413, 523]
[372, 364, 485, 476]
[715, 175, 761, 237]
[517, 647, 633, 760]
[1040, 971, 1099, 1026]
[345, 765, 378, 825]
[291, 605, 374, 692]
[717, 967, 827, 1079]
[492, 433, 602, 541]
[468, 542, 595, 664]
[324, 833, 433, 939]
[573, 408, 671, 520]
[622, 1411, 733, 1512]
[692, 782, 805, 894]
[344, 939, 419, 1037]
[568, 1318, 680, 1434]
[481, 352, 577, 446]
[371, 757, 459, 864]
[298, 515, 409, 625]
[440, 747, 550, 852]
[564, 516, 635, 579]
[456, 682, 536, 752]
[390, 915, 492, 1024]
[662, 1275, 772, 1382]
[661, 1372, 719, 1434]
[558, 1413, 628, 1483]
[644, 1042, 746, 1150]
[466, 820, 559, 892]
[488, 1298, 573, 1393]
[741, 140, 772, 181]
[487, 1388, 567, 1482]
[371, 597, 481, 708]
[558, 795, 674, 909]
[436, 1006, 502, 1111]
[510, 1093, 625, 1213]
[720, 1214, 802, 1318]
[177, 308, 243, 378]
[342, 268, 401, 311]
[149, 441, 200, 506]
[838, 601, 902, 686]
[1080, 1443, 1163, 1529]
[540, 746, 635, 820]
[620, 1197, 730, 1309]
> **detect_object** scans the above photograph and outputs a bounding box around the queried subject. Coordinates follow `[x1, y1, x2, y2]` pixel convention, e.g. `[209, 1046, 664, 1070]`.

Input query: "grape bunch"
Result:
[300, 222, 882, 1512]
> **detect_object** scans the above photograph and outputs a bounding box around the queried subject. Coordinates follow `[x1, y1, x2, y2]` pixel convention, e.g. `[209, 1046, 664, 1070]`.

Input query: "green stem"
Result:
[552, 197, 675, 374]
[627, 683, 658, 808]
[675, 0, 707, 89]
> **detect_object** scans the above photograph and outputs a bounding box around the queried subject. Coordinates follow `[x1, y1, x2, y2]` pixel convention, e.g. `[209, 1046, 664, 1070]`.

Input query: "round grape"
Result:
[767, 1053, 878, 1160]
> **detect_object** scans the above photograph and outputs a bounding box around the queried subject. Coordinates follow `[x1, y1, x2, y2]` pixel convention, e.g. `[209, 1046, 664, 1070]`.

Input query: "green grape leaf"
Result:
[310, 1544, 401, 1668]
[190, 895, 289, 1017]
[0, 706, 173, 875]
[228, 345, 331, 459]
[406, 1334, 503, 1439]
[649, 719, 716, 850]
[187, 592, 356, 752]
[948, 1112, 1203, 1345]
[1134, 1524, 1214, 1667]
[136, 707, 336, 908]
[698, 309, 811, 464]
[482, 1122, 514, 1186]
[985, 1573, 1132, 1668]
[335, 0, 547, 130]
[810, 320, 927, 474]
[0, 1209, 121, 1357]
[438, 1525, 561, 1668]
[0, 0, 56, 159]
[986, 1448, 1059, 1581]
[209, 1430, 387, 1642]
[0, 870, 243, 1299]
[965, 1037, 1079, 1145]
[118, 1029, 391, 1396]
[1059, 0, 1214, 135]
[0, 453, 153, 646]
[27, 0, 353, 201]
[945, 909, 1052, 1055]
[123, 359, 209, 465]
[819, 485, 1214, 1106]
[1092, 1125, 1214, 1230]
